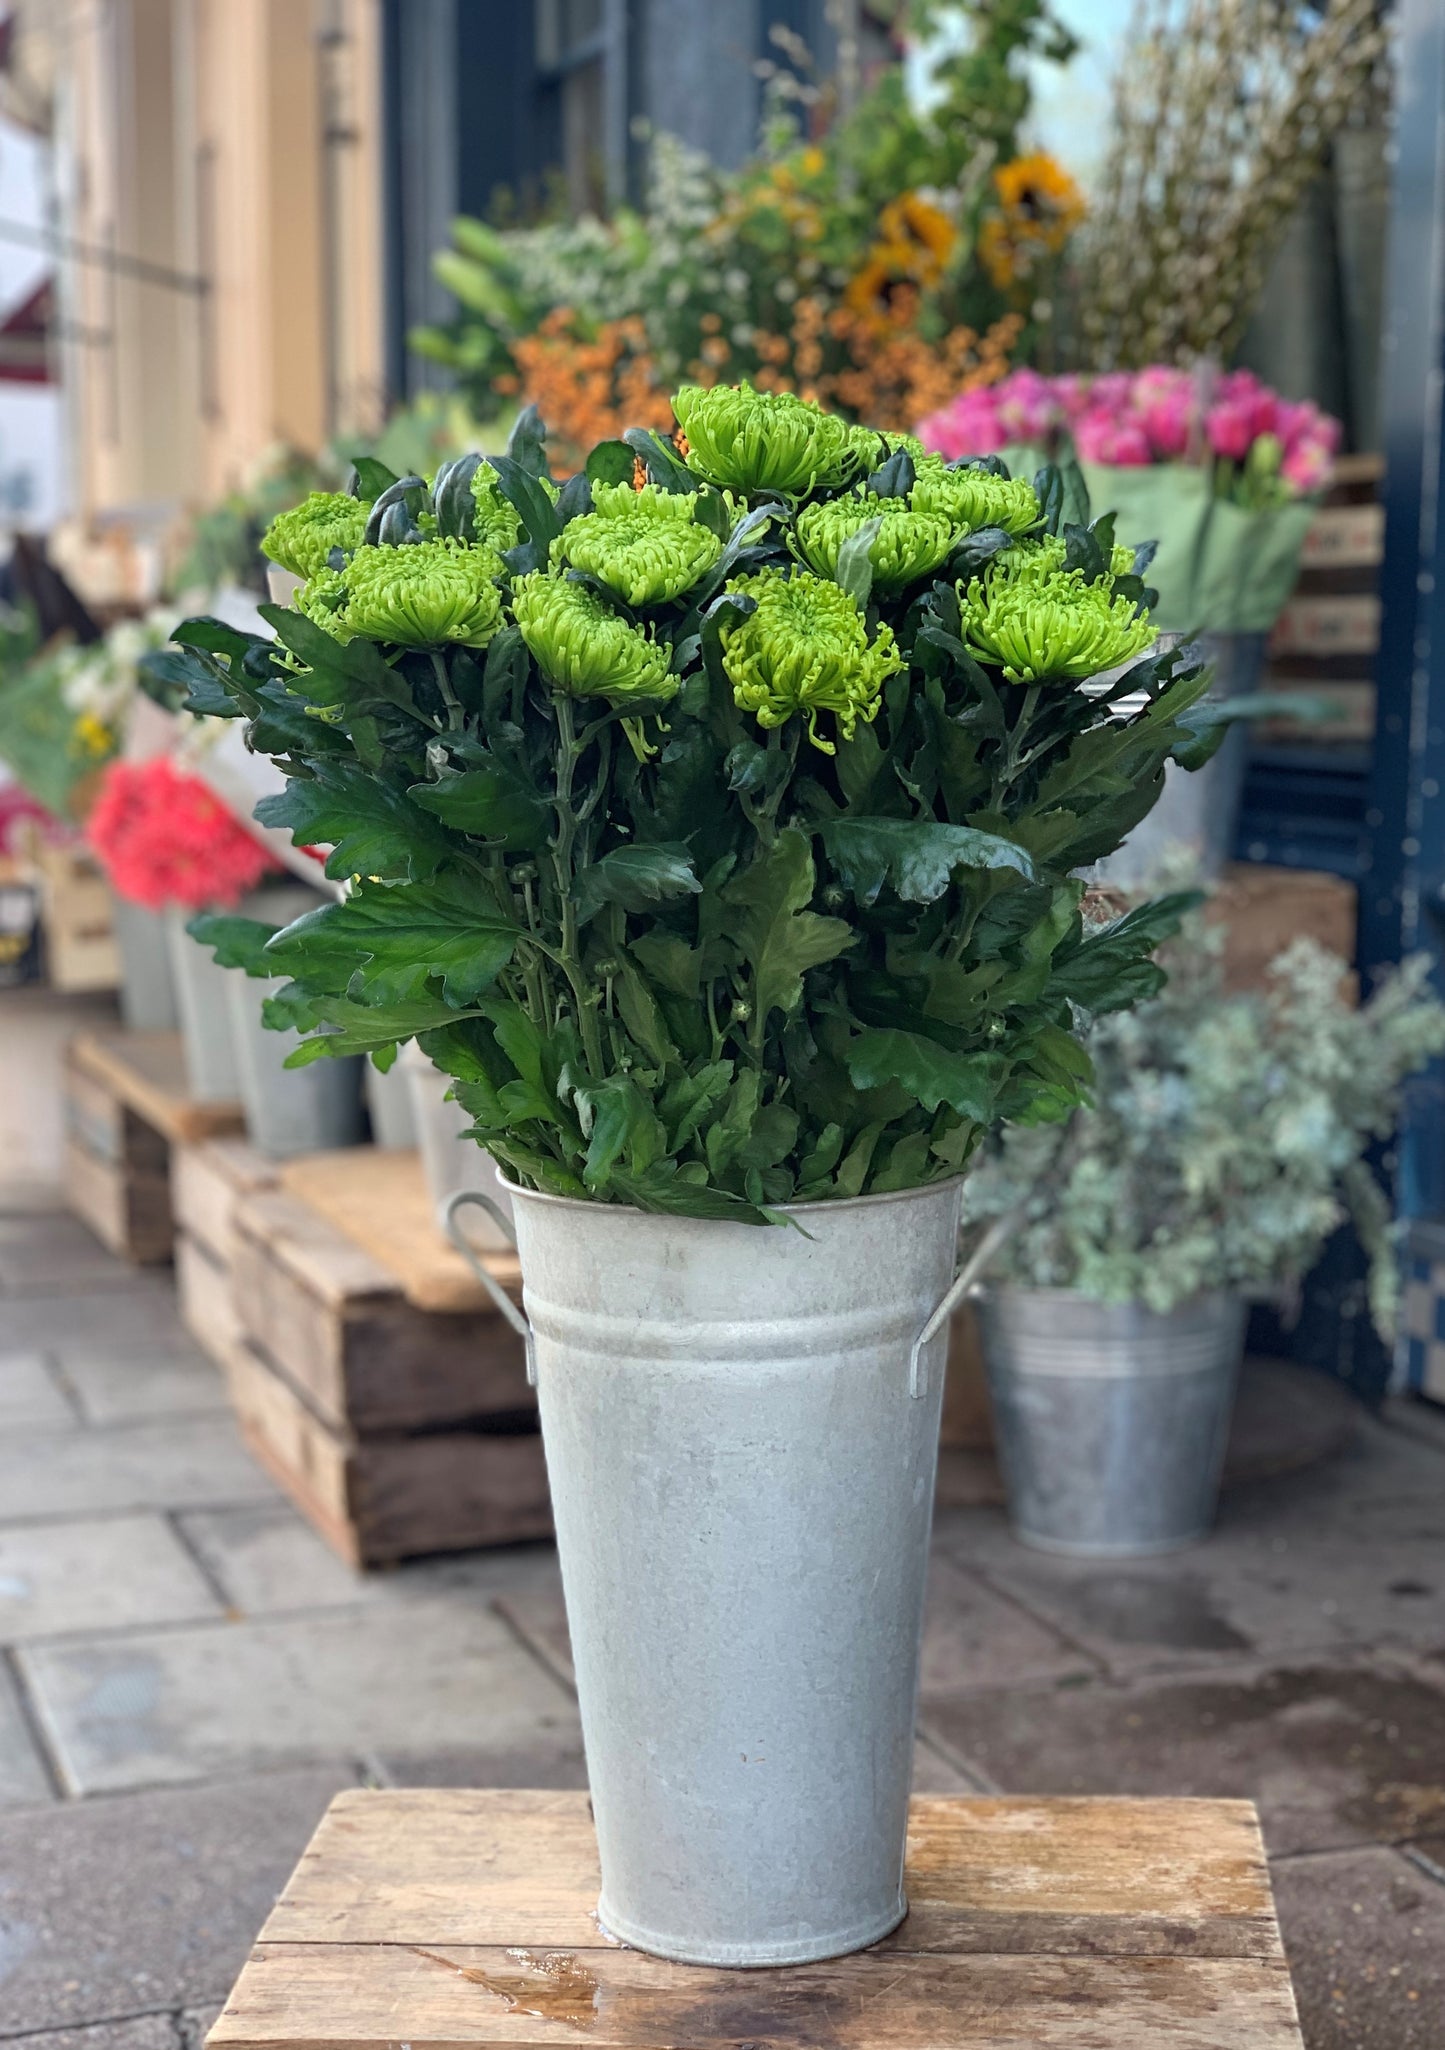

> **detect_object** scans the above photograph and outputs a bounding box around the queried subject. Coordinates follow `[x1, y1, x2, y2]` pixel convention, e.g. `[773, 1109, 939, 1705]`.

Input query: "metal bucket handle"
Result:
[907, 1211, 1018, 1400]
[443, 1189, 536, 1386]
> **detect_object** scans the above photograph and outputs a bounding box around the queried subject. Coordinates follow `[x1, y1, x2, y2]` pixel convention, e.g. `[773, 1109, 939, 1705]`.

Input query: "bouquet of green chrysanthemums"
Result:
[151, 382, 1229, 1222]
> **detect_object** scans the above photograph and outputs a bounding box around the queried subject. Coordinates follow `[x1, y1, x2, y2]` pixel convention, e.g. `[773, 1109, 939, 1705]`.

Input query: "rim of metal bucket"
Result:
[475, 1167, 968, 1221]
[978, 1281, 1240, 1315]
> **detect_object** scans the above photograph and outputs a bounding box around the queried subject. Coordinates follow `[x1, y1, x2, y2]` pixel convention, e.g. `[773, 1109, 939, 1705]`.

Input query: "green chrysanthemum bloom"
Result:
[795, 494, 957, 596]
[720, 569, 903, 752]
[847, 426, 927, 470]
[261, 492, 370, 580]
[470, 462, 524, 553]
[552, 482, 723, 605]
[910, 460, 1041, 537]
[673, 383, 858, 497]
[511, 573, 677, 704]
[340, 539, 504, 649]
[294, 566, 353, 642]
[959, 555, 1157, 684]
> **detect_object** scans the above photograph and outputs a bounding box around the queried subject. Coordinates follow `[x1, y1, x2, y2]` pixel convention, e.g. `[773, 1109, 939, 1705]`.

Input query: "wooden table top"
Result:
[209, 1788, 1303, 2049]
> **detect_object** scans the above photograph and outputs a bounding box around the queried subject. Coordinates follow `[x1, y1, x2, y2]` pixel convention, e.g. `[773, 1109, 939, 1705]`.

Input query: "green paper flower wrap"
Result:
[553, 482, 723, 605]
[719, 568, 903, 751]
[911, 461, 1041, 537]
[673, 384, 859, 497]
[511, 573, 677, 703]
[261, 492, 370, 580]
[795, 495, 957, 595]
[959, 541, 1157, 684]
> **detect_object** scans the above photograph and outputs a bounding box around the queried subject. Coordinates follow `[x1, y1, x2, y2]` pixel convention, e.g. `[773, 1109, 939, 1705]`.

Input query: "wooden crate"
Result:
[227, 1148, 548, 1566]
[28, 839, 120, 994]
[63, 1031, 245, 1263]
[1262, 456, 1383, 745]
[209, 1789, 1304, 2050]
[1208, 861, 1358, 994]
[171, 1139, 280, 1371]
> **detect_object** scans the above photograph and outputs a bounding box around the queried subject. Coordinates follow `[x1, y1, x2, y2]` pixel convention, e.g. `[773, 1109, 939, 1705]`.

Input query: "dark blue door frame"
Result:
[1362, 0, 1445, 1229]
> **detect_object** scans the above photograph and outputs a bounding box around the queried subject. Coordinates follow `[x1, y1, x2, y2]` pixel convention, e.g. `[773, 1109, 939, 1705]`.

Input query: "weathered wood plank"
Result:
[231, 1187, 532, 1432]
[258, 1792, 1278, 1958]
[279, 1147, 522, 1315]
[212, 1944, 1302, 2049]
[69, 1030, 245, 1144]
[176, 1232, 246, 1374]
[64, 1135, 172, 1264]
[172, 1138, 279, 1265]
[224, 1342, 552, 1566]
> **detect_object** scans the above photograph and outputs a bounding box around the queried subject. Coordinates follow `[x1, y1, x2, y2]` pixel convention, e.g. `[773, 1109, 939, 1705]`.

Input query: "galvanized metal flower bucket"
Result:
[163, 907, 241, 1102]
[978, 1286, 1246, 1555]
[447, 1176, 1002, 1967]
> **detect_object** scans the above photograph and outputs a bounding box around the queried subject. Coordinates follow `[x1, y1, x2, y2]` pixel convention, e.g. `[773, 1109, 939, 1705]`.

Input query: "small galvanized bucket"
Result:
[163, 907, 241, 1102]
[977, 1287, 1246, 1556]
[223, 884, 364, 1158]
[447, 1177, 1004, 1967]
[404, 1044, 513, 1240]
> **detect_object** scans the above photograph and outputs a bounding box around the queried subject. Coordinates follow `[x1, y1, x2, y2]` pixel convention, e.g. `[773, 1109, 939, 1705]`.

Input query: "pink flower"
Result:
[1073, 408, 1151, 466]
[1280, 437, 1334, 494]
[1205, 398, 1256, 463]
[992, 368, 1062, 444]
[917, 390, 1005, 459]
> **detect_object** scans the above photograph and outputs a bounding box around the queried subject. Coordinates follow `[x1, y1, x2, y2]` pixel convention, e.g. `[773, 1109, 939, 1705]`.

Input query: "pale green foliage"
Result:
[965, 928, 1445, 1329]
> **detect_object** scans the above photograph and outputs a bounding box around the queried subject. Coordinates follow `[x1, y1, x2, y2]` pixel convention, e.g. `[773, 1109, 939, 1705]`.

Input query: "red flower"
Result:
[87, 757, 281, 910]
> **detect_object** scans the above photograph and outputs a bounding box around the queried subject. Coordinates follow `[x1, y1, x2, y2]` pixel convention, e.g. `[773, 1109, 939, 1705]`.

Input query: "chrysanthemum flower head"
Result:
[672, 383, 859, 496]
[719, 568, 903, 752]
[469, 462, 524, 552]
[261, 492, 370, 580]
[552, 482, 722, 605]
[958, 541, 1157, 684]
[794, 494, 956, 595]
[910, 459, 1041, 537]
[340, 539, 505, 649]
[511, 573, 677, 704]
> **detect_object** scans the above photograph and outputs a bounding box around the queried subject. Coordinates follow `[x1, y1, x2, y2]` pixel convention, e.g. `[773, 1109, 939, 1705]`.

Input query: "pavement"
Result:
[3, 1021, 1445, 2048]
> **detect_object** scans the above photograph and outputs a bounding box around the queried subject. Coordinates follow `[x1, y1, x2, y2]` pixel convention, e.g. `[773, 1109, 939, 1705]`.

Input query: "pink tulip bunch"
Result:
[918, 366, 1340, 503]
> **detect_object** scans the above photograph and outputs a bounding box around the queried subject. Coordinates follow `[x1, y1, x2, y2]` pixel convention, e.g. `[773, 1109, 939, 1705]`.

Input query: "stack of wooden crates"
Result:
[171, 1142, 551, 1566]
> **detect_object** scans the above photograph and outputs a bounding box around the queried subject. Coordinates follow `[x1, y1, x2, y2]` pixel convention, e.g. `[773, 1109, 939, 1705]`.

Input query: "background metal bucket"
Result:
[403, 1043, 513, 1240]
[977, 1287, 1247, 1555]
[448, 1176, 977, 1966]
[224, 884, 365, 1158]
[163, 906, 241, 1101]
[111, 899, 179, 1031]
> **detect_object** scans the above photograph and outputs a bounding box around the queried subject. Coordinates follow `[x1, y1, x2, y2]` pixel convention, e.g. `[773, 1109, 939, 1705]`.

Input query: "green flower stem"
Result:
[429, 651, 464, 731]
[550, 693, 605, 1081]
[998, 683, 1042, 795]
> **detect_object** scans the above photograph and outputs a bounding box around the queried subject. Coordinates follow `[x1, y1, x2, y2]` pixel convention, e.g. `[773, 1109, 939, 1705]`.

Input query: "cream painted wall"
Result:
[54, 0, 385, 523]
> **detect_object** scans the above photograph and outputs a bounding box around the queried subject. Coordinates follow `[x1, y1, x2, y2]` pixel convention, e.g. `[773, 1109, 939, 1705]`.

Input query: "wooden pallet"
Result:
[227, 1149, 547, 1566]
[171, 1139, 280, 1371]
[63, 1031, 245, 1263]
[209, 1789, 1303, 2050]
[1262, 455, 1382, 744]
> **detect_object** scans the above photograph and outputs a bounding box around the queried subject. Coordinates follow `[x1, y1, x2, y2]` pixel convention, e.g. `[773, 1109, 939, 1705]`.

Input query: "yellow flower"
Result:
[878, 193, 955, 280]
[72, 712, 114, 759]
[980, 152, 1085, 294]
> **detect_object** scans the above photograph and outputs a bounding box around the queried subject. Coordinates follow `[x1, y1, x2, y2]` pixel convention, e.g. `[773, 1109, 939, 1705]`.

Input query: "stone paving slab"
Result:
[0, 1352, 77, 1431]
[919, 1550, 1098, 1691]
[0, 1514, 221, 1642]
[0, 1655, 53, 1806]
[0, 1763, 356, 2035]
[58, 1347, 230, 1426]
[0, 1282, 198, 1356]
[918, 1656, 1445, 1857]
[0, 1419, 280, 1522]
[175, 1503, 562, 1617]
[0, 1213, 145, 1295]
[959, 1519, 1445, 1675]
[1271, 1844, 1445, 2050]
[20, 1600, 583, 1795]
[9, 2016, 181, 2050]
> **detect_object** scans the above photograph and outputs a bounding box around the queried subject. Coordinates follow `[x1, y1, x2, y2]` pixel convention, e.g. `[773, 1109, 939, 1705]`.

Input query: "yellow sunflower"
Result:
[979, 151, 1085, 294]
